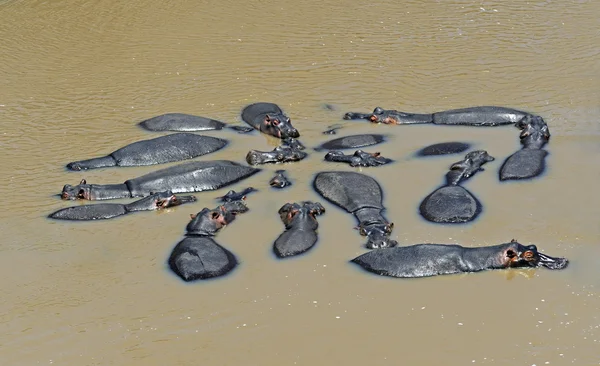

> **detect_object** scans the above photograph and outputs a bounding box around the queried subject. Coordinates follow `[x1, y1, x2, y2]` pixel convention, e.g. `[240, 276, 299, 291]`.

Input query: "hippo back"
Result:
[313, 171, 384, 213]
[317, 134, 386, 151]
[138, 113, 227, 131]
[126, 160, 260, 197]
[112, 133, 228, 166]
[433, 106, 529, 126]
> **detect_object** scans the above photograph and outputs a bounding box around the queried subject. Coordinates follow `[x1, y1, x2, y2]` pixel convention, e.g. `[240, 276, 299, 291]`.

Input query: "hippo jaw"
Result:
[359, 222, 397, 249]
[261, 114, 300, 139]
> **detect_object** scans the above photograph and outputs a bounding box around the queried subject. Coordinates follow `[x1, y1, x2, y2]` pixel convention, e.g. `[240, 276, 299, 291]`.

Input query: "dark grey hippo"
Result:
[49, 190, 197, 221]
[66, 133, 227, 171]
[419, 150, 495, 223]
[241, 102, 300, 139]
[414, 142, 472, 157]
[344, 106, 532, 126]
[273, 201, 326, 258]
[313, 171, 397, 249]
[138, 113, 253, 133]
[500, 115, 551, 181]
[316, 134, 386, 151]
[269, 170, 292, 188]
[168, 198, 250, 282]
[351, 239, 568, 278]
[246, 144, 307, 165]
[60, 160, 261, 200]
[324, 150, 392, 167]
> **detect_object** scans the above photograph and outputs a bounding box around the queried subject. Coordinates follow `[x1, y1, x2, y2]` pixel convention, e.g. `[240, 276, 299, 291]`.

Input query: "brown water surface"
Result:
[1, 0, 599, 364]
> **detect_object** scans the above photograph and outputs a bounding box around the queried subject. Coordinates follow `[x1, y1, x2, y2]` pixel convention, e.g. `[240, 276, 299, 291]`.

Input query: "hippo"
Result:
[270, 170, 292, 188]
[241, 102, 300, 139]
[168, 198, 250, 281]
[316, 134, 386, 151]
[500, 115, 551, 181]
[60, 160, 260, 200]
[324, 150, 392, 167]
[217, 187, 257, 202]
[313, 171, 397, 249]
[66, 133, 227, 171]
[49, 190, 197, 221]
[419, 150, 495, 223]
[351, 239, 568, 278]
[414, 142, 472, 157]
[246, 144, 307, 165]
[138, 113, 254, 133]
[273, 201, 326, 258]
[344, 106, 532, 126]
[323, 124, 343, 135]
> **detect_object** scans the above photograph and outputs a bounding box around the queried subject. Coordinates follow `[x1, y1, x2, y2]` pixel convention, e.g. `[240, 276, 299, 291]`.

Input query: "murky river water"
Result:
[1, 0, 599, 364]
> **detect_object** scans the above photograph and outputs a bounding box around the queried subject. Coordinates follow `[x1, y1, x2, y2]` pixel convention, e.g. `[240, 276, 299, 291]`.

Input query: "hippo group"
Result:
[49, 102, 567, 282]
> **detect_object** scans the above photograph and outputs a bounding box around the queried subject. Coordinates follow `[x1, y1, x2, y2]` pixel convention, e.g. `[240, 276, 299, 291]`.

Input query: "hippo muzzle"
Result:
[360, 223, 397, 249]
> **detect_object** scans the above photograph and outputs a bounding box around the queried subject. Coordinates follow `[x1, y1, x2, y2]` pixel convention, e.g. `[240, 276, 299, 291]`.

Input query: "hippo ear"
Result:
[189, 213, 197, 220]
[510, 238, 517, 243]
[265, 114, 271, 122]
[79, 179, 87, 185]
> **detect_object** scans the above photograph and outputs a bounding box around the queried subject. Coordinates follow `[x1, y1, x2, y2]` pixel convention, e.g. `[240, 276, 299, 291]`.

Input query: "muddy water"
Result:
[1, 0, 599, 364]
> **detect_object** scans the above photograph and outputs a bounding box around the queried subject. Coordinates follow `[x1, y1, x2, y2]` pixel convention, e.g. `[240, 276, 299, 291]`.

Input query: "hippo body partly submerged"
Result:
[351, 240, 568, 278]
[49, 191, 196, 220]
[313, 171, 396, 249]
[138, 113, 253, 133]
[61, 160, 260, 201]
[241, 102, 300, 139]
[66, 133, 227, 171]
[344, 106, 531, 126]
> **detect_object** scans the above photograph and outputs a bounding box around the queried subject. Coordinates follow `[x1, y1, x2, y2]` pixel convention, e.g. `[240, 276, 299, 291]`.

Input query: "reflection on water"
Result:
[0, 0, 599, 364]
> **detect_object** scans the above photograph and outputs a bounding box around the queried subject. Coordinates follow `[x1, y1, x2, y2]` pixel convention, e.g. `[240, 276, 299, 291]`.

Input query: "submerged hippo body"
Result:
[313, 171, 396, 249]
[270, 170, 292, 188]
[241, 102, 299, 139]
[345, 106, 531, 126]
[138, 113, 253, 133]
[49, 191, 196, 221]
[273, 202, 325, 258]
[324, 150, 392, 167]
[500, 115, 551, 181]
[419, 150, 494, 223]
[415, 142, 472, 157]
[66, 133, 228, 171]
[351, 240, 568, 278]
[60, 160, 261, 201]
[169, 197, 250, 281]
[316, 134, 386, 151]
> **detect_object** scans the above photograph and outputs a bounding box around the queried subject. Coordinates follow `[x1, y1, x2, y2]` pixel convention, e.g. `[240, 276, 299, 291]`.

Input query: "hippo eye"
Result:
[523, 251, 535, 259]
[286, 118, 291, 123]
[385, 224, 393, 233]
[211, 211, 220, 220]
[506, 250, 516, 259]
[77, 189, 86, 198]
[271, 119, 280, 126]
[359, 227, 367, 236]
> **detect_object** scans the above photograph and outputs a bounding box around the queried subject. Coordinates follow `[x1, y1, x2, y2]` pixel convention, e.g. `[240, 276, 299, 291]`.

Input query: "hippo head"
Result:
[261, 113, 300, 139]
[154, 191, 197, 209]
[278, 201, 325, 229]
[516, 115, 550, 148]
[61, 179, 92, 200]
[186, 200, 248, 236]
[246, 145, 307, 165]
[503, 239, 568, 270]
[358, 222, 398, 249]
[368, 107, 412, 125]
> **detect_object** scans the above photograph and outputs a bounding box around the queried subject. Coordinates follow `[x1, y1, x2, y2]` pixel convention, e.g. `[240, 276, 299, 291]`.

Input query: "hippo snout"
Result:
[365, 235, 398, 249]
[281, 128, 300, 139]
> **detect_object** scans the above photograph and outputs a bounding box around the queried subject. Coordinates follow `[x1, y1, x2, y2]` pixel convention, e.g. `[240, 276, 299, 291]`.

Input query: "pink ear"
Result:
[189, 213, 197, 220]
